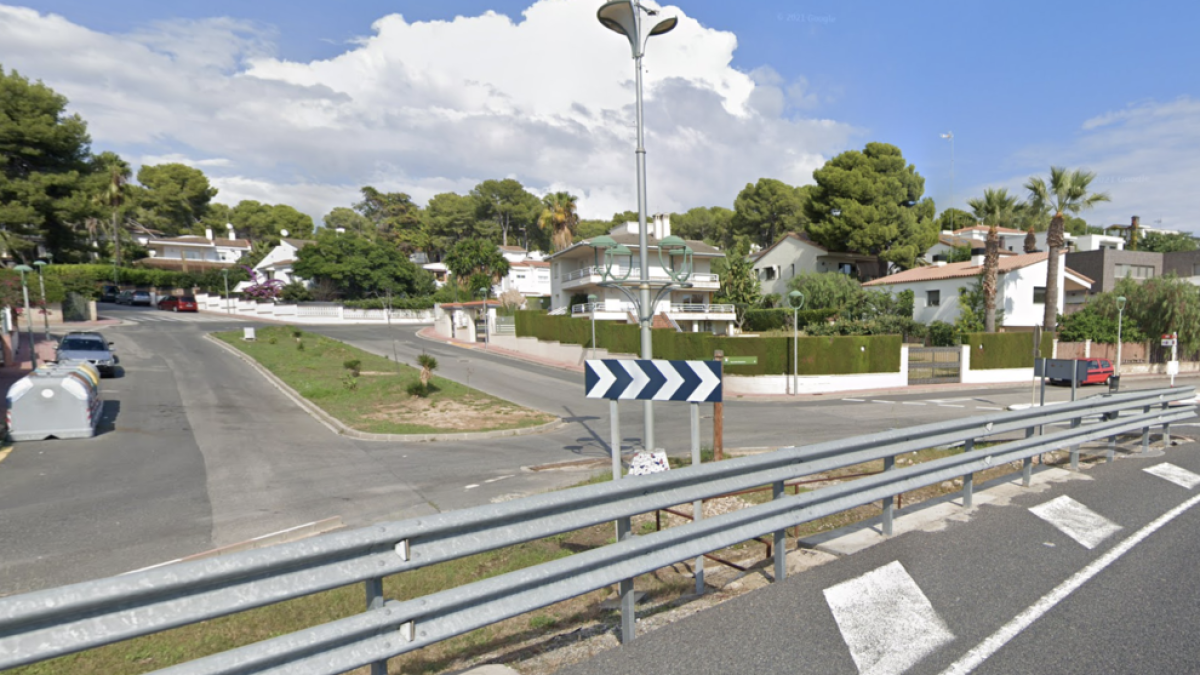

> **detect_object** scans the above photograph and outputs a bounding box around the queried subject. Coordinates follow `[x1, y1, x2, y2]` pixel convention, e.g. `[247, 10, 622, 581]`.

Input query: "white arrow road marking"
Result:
[691, 362, 721, 402]
[620, 360, 650, 400]
[586, 360, 616, 398]
[655, 363, 685, 401]
[824, 561, 955, 675]
[1029, 495, 1121, 549]
[1143, 463, 1200, 489]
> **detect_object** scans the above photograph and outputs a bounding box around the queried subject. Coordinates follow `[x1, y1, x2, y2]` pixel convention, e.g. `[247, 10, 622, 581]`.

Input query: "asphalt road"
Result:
[560, 441, 1200, 675]
[4, 309, 1196, 597]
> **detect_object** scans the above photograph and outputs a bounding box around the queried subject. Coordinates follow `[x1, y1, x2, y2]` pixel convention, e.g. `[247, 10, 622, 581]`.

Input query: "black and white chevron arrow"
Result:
[584, 359, 722, 403]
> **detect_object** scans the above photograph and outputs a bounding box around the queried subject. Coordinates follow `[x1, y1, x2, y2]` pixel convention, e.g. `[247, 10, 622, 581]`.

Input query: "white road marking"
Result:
[843, 398, 866, 402]
[977, 406, 1002, 411]
[824, 561, 955, 675]
[927, 398, 971, 403]
[122, 558, 183, 575]
[464, 484, 479, 490]
[1143, 463, 1200, 489]
[938, 404, 965, 408]
[870, 400, 895, 405]
[902, 401, 927, 406]
[484, 475, 513, 484]
[1028, 495, 1121, 549]
[940, 492, 1200, 675]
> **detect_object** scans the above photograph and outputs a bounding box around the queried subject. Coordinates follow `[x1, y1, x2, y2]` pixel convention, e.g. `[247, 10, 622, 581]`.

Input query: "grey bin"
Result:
[6, 361, 103, 441]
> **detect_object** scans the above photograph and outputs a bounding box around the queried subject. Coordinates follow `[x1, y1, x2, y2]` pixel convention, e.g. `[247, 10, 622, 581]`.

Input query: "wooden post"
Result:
[713, 349, 724, 461]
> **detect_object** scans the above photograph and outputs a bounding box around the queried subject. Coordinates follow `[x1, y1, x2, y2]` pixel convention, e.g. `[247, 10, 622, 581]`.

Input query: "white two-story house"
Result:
[141, 226, 251, 271]
[548, 214, 734, 334]
[751, 231, 884, 298]
[252, 238, 314, 286]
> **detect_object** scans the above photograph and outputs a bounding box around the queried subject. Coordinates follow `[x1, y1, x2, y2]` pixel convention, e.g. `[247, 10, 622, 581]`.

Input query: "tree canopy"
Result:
[673, 206, 735, 249]
[935, 208, 975, 232]
[1136, 231, 1198, 253]
[443, 239, 510, 285]
[804, 143, 938, 269]
[713, 236, 760, 330]
[292, 229, 434, 300]
[227, 200, 314, 241]
[470, 178, 540, 248]
[130, 163, 218, 236]
[730, 179, 810, 249]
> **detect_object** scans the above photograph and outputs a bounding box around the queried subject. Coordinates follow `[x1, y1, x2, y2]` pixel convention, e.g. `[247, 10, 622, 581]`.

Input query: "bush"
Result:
[296, 340, 305, 351]
[406, 381, 429, 398]
[342, 373, 359, 391]
[279, 282, 313, 303]
[343, 359, 361, 376]
[928, 321, 957, 347]
[743, 308, 838, 332]
[342, 296, 436, 310]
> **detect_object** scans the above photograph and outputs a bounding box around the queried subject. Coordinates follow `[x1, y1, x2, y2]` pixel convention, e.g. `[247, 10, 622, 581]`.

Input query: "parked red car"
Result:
[157, 295, 198, 312]
[1051, 358, 1115, 386]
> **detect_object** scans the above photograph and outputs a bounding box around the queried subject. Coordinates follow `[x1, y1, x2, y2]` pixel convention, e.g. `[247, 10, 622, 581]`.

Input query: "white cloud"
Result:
[0, 1, 856, 224]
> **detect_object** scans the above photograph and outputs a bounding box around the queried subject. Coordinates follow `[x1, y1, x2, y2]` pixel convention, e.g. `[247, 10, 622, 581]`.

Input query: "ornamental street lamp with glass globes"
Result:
[33, 258, 50, 340]
[13, 264, 37, 369]
[789, 290, 805, 396]
[596, 0, 677, 456]
[1116, 295, 1127, 380]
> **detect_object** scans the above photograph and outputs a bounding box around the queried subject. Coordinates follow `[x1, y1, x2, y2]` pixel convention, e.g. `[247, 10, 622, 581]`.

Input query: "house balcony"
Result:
[571, 302, 735, 321]
[560, 266, 720, 291]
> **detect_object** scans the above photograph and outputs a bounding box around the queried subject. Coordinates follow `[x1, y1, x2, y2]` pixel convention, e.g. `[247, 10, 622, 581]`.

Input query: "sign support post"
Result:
[713, 350, 724, 461]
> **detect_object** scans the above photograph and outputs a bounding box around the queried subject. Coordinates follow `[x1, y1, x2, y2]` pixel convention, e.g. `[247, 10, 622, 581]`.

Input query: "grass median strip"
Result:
[215, 326, 555, 435]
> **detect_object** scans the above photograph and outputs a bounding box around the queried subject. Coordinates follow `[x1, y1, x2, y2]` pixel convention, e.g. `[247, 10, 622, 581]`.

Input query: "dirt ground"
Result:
[363, 395, 550, 431]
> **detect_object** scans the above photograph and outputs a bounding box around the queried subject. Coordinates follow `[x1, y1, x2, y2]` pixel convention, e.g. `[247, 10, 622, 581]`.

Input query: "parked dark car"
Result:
[1051, 358, 1115, 386]
[56, 331, 117, 377]
[99, 285, 119, 303]
[158, 295, 198, 312]
[131, 291, 152, 306]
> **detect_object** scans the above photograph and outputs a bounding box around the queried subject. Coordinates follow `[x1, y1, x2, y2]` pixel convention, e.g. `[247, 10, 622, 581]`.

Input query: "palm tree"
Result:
[1025, 167, 1110, 331]
[967, 188, 1021, 333]
[537, 192, 579, 252]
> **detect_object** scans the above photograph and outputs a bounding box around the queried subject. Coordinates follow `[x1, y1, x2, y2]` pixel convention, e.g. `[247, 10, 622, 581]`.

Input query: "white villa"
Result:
[751, 231, 887, 298]
[251, 238, 314, 286]
[865, 250, 1094, 328]
[495, 246, 551, 302]
[927, 226, 1126, 262]
[140, 227, 251, 271]
[548, 215, 735, 334]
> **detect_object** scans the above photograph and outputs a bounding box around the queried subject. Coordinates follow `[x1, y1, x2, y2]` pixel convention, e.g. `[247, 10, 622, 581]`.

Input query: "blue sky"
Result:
[4, 1, 1198, 232]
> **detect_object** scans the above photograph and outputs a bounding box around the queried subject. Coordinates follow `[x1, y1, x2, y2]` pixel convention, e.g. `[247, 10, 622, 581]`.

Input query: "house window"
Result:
[1115, 263, 1154, 280]
[1193, 264, 1200, 277]
[838, 262, 854, 275]
[927, 290, 940, 307]
[1033, 286, 1046, 304]
[761, 267, 777, 281]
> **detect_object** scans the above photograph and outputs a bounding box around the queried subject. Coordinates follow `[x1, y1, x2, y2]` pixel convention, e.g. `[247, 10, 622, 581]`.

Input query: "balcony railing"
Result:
[669, 304, 735, 314]
[562, 266, 719, 285]
[571, 302, 735, 316]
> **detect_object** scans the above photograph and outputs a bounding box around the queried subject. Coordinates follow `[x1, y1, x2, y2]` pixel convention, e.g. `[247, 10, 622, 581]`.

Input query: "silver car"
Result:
[55, 332, 117, 377]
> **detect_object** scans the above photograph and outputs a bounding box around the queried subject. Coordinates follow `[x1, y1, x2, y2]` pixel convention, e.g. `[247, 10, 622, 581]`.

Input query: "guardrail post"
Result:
[882, 455, 895, 536]
[961, 438, 975, 507]
[1142, 404, 1151, 452]
[365, 577, 386, 675]
[1022, 426, 1034, 486]
[1162, 401, 1171, 448]
[1069, 416, 1082, 470]
[773, 480, 786, 582]
[691, 402, 704, 595]
[618, 517, 635, 643]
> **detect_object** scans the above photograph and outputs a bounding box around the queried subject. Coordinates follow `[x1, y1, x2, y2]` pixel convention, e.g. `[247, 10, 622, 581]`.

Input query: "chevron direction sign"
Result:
[585, 359, 722, 403]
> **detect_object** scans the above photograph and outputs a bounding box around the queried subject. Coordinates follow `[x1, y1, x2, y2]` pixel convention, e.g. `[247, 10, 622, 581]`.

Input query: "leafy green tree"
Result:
[130, 163, 218, 236]
[731, 178, 810, 248]
[443, 239, 510, 292]
[609, 210, 638, 229]
[424, 192, 483, 256]
[470, 179, 540, 248]
[1109, 275, 1200, 352]
[323, 206, 373, 236]
[804, 143, 938, 269]
[1138, 231, 1198, 253]
[1059, 302, 1146, 344]
[946, 245, 972, 263]
[292, 229, 434, 300]
[198, 202, 232, 232]
[0, 66, 93, 261]
[229, 200, 314, 242]
[935, 208, 975, 232]
[672, 206, 735, 249]
[355, 186, 423, 251]
[954, 278, 1004, 334]
[1025, 167, 1110, 330]
[538, 192, 579, 252]
[786, 272, 864, 313]
[713, 236, 760, 331]
[573, 219, 611, 243]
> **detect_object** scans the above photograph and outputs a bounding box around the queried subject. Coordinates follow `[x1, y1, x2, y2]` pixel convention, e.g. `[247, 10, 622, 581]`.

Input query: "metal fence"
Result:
[0, 387, 1192, 674]
[908, 346, 962, 384]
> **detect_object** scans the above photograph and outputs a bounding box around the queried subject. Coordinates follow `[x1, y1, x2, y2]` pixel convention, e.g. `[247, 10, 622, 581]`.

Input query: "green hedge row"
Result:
[966, 331, 1056, 369]
[342, 297, 437, 310]
[514, 311, 902, 376]
[743, 308, 839, 332]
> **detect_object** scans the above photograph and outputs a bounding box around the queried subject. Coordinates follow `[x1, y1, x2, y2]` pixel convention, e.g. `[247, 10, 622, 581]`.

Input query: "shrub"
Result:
[280, 282, 313, 303]
[341, 373, 359, 391]
[343, 359, 362, 376]
[296, 340, 305, 351]
[928, 321, 957, 347]
[743, 308, 837, 332]
[417, 354, 438, 386]
[268, 336, 278, 345]
[406, 381, 429, 397]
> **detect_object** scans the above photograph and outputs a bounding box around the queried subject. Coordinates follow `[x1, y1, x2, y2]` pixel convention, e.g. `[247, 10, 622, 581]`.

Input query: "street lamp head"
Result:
[597, 0, 677, 58]
[941, 132, 953, 140]
[589, 235, 617, 249]
[13, 264, 32, 273]
[33, 260, 46, 268]
[587, 293, 598, 302]
[657, 234, 692, 284]
[1116, 295, 1127, 310]
[788, 289, 805, 309]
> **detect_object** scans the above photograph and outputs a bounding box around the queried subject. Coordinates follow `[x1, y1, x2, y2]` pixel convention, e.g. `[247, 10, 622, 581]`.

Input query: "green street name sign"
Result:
[723, 355, 758, 366]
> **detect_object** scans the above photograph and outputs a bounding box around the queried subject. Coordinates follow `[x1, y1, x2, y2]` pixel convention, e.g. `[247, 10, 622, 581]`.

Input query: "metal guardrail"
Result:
[0, 387, 1193, 673]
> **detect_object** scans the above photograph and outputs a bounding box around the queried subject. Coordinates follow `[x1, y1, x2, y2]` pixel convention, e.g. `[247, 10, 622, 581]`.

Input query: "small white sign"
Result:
[1161, 338, 1176, 347]
[628, 451, 670, 476]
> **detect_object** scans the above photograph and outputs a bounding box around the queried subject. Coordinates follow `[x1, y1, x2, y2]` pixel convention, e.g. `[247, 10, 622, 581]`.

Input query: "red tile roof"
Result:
[864, 251, 1094, 286]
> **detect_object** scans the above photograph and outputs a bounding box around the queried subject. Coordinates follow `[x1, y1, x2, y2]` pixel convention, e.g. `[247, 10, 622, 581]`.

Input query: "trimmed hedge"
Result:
[343, 297, 436, 310]
[514, 311, 902, 376]
[967, 332, 1056, 370]
[743, 308, 838, 332]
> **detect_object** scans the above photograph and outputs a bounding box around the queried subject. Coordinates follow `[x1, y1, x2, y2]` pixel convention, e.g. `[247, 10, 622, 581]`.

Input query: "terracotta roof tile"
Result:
[865, 251, 1094, 286]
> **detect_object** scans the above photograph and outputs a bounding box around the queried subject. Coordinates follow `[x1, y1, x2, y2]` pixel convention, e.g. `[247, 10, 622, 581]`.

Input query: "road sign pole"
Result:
[610, 399, 622, 482]
[713, 350, 724, 461]
[1171, 336, 1178, 387]
[609, 397, 635, 642]
[690, 402, 704, 595]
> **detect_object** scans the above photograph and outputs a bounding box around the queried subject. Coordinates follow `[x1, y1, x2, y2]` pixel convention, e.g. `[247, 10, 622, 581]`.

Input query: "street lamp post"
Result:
[588, 293, 599, 360]
[789, 290, 805, 396]
[221, 269, 231, 314]
[941, 131, 954, 207]
[13, 265, 36, 370]
[1116, 295, 1127, 378]
[33, 259, 49, 340]
[598, 0, 677, 456]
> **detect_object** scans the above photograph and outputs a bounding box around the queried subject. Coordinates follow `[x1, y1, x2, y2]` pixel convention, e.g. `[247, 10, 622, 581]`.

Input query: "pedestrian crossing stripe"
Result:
[1029, 495, 1121, 549]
